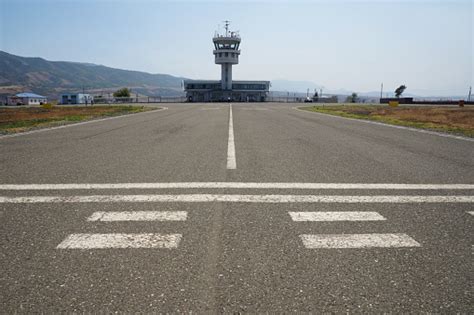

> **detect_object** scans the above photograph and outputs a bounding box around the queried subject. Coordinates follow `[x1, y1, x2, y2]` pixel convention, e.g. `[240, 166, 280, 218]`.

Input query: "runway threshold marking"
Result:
[57, 233, 182, 249]
[299, 233, 421, 249]
[1, 182, 473, 190]
[2, 194, 474, 203]
[87, 211, 187, 221]
[227, 104, 237, 169]
[289, 211, 386, 221]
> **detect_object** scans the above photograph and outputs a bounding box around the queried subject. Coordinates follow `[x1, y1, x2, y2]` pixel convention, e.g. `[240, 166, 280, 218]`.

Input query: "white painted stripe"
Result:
[300, 233, 421, 248]
[468, 211, 474, 216]
[227, 104, 237, 169]
[295, 106, 474, 142]
[87, 211, 187, 221]
[1, 182, 473, 190]
[289, 211, 386, 221]
[1, 194, 473, 203]
[200, 108, 221, 110]
[0, 107, 167, 140]
[57, 233, 182, 249]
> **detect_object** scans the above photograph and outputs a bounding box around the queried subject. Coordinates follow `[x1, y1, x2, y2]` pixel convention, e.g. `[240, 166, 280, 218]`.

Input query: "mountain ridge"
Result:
[0, 51, 185, 99]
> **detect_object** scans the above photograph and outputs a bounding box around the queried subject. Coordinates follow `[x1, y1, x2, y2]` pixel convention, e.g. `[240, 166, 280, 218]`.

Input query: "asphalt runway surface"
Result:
[1, 103, 473, 312]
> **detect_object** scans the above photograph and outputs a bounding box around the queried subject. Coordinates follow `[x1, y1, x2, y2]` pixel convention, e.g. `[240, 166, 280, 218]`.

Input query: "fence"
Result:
[93, 96, 187, 104]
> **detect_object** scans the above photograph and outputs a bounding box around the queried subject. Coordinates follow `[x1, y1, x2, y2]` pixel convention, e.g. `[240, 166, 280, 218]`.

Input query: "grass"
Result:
[0, 105, 157, 134]
[300, 104, 474, 137]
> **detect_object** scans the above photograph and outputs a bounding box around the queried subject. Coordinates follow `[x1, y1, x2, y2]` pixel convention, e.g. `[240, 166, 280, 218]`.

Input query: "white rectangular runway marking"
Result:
[300, 233, 421, 248]
[1, 194, 473, 203]
[56, 233, 182, 249]
[227, 104, 237, 169]
[87, 211, 187, 221]
[468, 211, 474, 216]
[1, 182, 473, 190]
[289, 211, 386, 221]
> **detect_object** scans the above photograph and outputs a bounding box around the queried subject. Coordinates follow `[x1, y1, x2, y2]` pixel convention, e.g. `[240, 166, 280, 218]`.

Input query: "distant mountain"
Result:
[0, 51, 185, 98]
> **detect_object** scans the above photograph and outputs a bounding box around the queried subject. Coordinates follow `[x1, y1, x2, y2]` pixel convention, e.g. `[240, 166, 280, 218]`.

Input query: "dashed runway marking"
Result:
[227, 104, 237, 169]
[87, 211, 187, 221]
[299, 233, 421, 249]
[56, 233, 182, 249]
[289, 211, 386, 221]
[2, 194, 473, 203]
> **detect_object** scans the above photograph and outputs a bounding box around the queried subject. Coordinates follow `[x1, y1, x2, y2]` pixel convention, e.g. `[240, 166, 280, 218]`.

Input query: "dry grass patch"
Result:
[301, 105, 474, 137]
[0, 105, 155, 134]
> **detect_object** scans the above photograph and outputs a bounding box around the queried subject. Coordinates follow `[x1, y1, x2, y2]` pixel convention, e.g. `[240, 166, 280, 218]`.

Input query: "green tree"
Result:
[346, 92, 358, 103]
[113, 87, 131, 97]
[395, 85, 407, 98]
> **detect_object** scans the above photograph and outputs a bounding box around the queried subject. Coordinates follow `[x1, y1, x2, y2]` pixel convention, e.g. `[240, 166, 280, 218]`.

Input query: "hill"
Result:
[0, 51, 185, 99]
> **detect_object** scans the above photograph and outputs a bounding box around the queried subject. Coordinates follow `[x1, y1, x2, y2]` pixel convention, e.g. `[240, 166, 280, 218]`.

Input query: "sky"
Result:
[0, 0, 472, 96]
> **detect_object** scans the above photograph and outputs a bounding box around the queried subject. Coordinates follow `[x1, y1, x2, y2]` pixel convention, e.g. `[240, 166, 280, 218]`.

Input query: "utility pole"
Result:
[307, 88, 309, 98]
[468, 86, 472, 102]
[380, 83, 383, 100]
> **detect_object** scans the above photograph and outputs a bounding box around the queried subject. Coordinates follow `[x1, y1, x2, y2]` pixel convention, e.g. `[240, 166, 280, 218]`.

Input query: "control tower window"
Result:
[230, 44, 236, 49]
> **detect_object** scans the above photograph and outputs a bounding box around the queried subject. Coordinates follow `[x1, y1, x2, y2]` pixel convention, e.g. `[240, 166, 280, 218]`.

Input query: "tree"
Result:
[346, 92, 358, 103]
[113, 87, 131, 98]
[395, 85, 407, 98]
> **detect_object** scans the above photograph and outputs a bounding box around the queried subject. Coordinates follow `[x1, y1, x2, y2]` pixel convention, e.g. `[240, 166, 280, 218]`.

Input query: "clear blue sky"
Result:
[0, 0, 472, 96]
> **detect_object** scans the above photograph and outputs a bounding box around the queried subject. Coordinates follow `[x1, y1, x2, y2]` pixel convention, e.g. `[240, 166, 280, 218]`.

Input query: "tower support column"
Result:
[221, 64, 232, 90]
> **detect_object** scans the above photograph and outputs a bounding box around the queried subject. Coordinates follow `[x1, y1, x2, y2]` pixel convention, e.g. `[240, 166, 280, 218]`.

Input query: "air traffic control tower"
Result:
[214, 21, 240, 91]
[184, 21, 270, 102]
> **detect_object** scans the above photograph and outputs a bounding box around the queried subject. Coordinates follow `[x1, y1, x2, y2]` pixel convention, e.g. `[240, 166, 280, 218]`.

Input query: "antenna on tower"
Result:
[223, 20, 230, 36]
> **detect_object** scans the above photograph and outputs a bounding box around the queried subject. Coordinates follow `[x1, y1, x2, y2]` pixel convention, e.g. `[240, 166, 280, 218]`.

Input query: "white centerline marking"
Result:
[468, 211, 474, 216]
[56, 233, 182, 249]
[87, 211, 187, 221]
[1, 182, 473, 190]
[227, 104, 237, 169]
[289, 211, 386, 221]
[300, 233, 421, 249]
[1, 194, 473, 203]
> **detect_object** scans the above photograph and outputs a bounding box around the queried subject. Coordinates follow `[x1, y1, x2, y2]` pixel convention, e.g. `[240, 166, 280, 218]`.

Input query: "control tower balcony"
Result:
[213, 49, 240, 64]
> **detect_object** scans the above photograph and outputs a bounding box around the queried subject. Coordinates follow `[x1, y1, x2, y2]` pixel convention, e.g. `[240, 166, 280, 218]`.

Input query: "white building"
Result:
[60, 93, 93, 105]
[7, 92, 48, 105]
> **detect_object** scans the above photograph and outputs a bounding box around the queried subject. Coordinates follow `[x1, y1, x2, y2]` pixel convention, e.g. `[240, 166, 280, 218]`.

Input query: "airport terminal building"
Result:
[184, 22, 270, 102]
